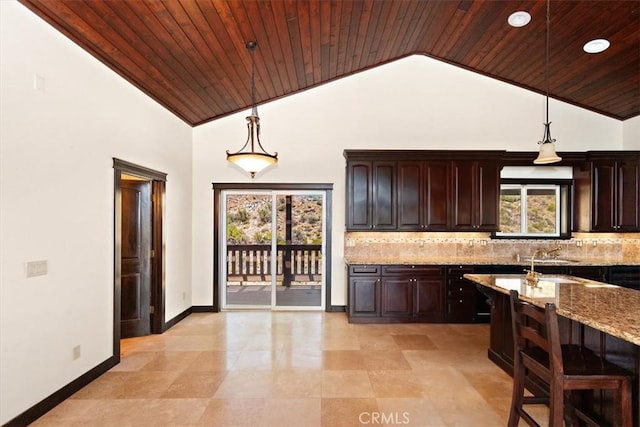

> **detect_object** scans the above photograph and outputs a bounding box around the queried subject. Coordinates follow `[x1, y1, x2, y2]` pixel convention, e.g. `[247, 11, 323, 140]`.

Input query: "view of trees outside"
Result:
[226, 194, 323, 244]
[500, 187, 556, 234]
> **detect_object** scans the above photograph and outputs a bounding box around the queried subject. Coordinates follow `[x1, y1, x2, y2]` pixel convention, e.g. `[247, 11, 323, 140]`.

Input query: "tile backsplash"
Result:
[344, 232, 640, 262]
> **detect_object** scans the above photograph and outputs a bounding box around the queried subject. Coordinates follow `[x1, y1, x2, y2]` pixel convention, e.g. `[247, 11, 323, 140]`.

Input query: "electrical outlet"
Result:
[480, 240, 487, 247]
[26, 260, 48, 278]
[182, 291, 186, 301]
[72, 345, 81, 360]
[575, 240, 583, 247]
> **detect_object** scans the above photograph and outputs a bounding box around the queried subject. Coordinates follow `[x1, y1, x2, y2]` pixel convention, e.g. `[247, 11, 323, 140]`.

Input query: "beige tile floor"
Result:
[32, 312, 548, 426]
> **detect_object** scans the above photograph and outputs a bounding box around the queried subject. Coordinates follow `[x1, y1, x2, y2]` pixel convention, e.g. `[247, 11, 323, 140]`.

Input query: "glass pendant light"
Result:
[534, 0, 562, 165]
[227, 41, 278, 178]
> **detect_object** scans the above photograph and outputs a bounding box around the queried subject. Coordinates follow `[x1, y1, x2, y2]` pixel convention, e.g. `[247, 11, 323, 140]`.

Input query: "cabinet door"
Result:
[397, 161, 449, 231]
[591, 160, 616, 231]
[349, 276, 380, 317]
[475, 160, 500, 230]
[414, 276, 443, 321]
[451, 160, 499, 231]
[423, 161, 449, 230]
[381, 277, 413, 318]
[397, 161, 422, 230]
[616, 158, 639, 231]
[450, 160, 475, 230]
[372, 161, 396, 229]
[346, 161, 372, 230]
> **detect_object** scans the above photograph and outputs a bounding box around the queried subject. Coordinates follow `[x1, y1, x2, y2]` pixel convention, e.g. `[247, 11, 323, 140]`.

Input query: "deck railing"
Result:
[226, 244, 322, 285]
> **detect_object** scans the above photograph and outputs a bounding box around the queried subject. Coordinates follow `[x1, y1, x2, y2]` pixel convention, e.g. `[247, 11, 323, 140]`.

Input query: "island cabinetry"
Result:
[346, 160, 396, 230]
[396, 161, 449, 231]
[449, 159, 500, 231]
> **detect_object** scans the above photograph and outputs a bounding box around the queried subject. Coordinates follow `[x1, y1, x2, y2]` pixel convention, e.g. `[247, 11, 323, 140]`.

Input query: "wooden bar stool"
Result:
[507, 290, 634, 427]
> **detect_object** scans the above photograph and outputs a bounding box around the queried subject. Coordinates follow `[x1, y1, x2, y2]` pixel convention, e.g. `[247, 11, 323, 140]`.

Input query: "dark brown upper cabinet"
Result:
[397, 161, 449, 231]
[345, 150, 504, 232]
[346, 159, 396, 230]
[449, 159, 501, 231]
[573, 152, 640, 232]
[591, 153, 640, 232]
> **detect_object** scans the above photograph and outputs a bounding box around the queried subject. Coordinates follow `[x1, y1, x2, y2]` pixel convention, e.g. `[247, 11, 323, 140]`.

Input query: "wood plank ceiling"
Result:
[19, 0, 640, 126]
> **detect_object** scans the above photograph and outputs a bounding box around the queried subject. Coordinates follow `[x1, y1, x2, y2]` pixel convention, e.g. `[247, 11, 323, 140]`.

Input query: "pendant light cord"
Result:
[249, 42, 258, 117]
[545, 0, 550, 125]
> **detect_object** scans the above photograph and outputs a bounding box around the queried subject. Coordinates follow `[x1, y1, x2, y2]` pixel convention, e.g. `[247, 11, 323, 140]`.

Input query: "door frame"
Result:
[113, 158, 166, 359]
[213, 183, 333, 312]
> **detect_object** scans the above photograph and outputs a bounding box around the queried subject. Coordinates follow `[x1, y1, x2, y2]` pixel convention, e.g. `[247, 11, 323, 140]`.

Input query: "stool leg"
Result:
[618, 379, 632, 427]
[508, 361, 525, 427]
[548, 381, 564, 427]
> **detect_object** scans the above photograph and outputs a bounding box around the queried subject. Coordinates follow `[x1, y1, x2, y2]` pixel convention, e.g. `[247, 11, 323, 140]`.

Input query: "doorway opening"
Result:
[213, 183, 333, 311]
[113, 159, 166, 359]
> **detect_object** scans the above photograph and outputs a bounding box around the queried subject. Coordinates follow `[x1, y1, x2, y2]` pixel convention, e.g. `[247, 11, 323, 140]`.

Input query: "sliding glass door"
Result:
[221, 190, 325, 310]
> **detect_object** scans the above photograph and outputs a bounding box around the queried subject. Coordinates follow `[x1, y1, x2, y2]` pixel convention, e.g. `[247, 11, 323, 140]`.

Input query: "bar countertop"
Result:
[463, 273, 640, 346]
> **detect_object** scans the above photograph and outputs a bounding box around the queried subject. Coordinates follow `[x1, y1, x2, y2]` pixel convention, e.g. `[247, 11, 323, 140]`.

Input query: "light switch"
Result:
[26, 260, 48, 278]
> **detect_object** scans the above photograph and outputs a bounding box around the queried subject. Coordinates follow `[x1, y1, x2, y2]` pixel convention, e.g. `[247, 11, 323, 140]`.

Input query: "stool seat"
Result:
[508, 290, 634, 427]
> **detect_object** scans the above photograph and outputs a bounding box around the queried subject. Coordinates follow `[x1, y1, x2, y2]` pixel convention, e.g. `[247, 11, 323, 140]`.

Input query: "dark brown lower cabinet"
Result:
[608, 265, 640, 290]
[446, 266, 477, 322]
[347, 265, 380, 319]
[348, 265, 444, 323]
[348, 263, 634, 325]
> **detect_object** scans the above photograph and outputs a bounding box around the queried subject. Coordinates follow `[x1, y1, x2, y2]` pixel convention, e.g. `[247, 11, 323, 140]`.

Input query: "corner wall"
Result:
[0, 2, 193, 423]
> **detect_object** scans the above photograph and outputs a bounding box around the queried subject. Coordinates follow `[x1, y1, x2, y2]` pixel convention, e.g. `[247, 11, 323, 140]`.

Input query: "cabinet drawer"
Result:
[349, 265, 380, 275]
[446, 284, 475, 298]
[381, 265, 444, 276]
[446, 266, 475, 280]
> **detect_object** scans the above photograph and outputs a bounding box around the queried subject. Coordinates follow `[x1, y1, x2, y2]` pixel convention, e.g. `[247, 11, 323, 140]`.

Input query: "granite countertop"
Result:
[343, 256, 639, 266]
[464, 273, 640, 346]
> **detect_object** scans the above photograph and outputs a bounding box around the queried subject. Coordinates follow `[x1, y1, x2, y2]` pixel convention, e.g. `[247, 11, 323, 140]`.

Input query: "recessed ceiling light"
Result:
[583, 38, 610, 54]
[508, 11, 531, 28]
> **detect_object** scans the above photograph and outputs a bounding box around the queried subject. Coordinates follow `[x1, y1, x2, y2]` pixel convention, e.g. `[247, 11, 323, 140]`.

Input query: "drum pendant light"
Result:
[227, 41, 278, 177]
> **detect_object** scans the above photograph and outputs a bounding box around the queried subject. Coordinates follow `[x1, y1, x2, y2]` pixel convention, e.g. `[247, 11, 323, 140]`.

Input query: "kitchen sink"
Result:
[537, 276, 582, 284]
[531, 258, 578, 264]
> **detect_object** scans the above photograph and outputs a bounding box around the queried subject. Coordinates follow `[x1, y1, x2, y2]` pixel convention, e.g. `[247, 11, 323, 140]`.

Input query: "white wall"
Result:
[0, 2, 192, 423]
[623, 116, 640, 149]
[191, 54, 623, 308]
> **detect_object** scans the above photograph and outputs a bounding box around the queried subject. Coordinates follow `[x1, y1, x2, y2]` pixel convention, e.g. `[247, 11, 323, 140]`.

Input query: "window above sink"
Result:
[493, 166, 573, 239]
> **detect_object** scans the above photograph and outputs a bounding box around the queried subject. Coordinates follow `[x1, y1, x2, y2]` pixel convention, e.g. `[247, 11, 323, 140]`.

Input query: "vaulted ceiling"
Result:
[19, 0, 640, 126]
